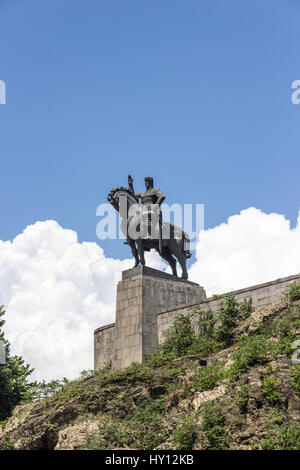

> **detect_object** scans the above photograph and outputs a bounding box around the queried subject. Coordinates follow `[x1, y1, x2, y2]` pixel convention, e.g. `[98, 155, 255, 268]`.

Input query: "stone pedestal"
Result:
[94, 266, 206, 370]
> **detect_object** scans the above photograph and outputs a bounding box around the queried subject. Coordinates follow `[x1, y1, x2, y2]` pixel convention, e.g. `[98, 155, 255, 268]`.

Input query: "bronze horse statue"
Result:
[107, 186, 192, 279]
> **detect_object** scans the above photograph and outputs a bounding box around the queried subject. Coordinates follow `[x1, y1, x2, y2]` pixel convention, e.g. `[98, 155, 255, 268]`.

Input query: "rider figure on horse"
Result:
[107, 176, 192, 278]
[128, 175, 165, 208]
[128, 175, 165, 252]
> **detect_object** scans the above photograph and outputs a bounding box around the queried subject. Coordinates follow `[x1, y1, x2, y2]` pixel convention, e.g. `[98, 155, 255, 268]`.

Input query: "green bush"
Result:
[266, 406, 284, 425]
[144, 313, 196, 366]
[265, 364, 273, 375]
[160, 314, 196, 356]
[173, 416, 196, 450]
[145, 312, 217, 366]
[0, 433, 14, 450]
[262, 376, 282, 405]
[23, 378, 69, 402]
[190, 363, 224, 391]
[239, 298, 253, 320]
[85, 417, 132, 450]
[235, 385, 249, 412]
[101, 362, 154, 385]
[145, 350, 176, 368]
[273, 319, 297, 357]
[281, 282, 300, 303]
[85, 398, 169, 450]
[233, 417, 245, 427]
[212, 295, 252, 346]
[186, 338, 221, 357]
[228, 336, 271, 379]
[0, 306, 33, 420]
[200, 401, 229, 450]
[214, 294, 240, 346]
[128, 399, 168, 449]
[291, 366, 300, 395]
[192, 307, 216, 339]
[262, 422, 300, 450]
[147, 294, 253, 366]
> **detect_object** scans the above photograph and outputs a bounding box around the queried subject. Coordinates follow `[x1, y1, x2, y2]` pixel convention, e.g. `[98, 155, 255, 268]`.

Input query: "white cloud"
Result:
[189, 207, 300, 296]
[1, 208, 299, 381]
[0, 220, 164, 381]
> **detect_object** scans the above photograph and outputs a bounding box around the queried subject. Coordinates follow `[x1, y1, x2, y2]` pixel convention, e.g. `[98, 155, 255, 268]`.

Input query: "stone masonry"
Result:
[95, 270, 300, 371]
[157, 273, 300, 344]
[94, 266, 206, 370]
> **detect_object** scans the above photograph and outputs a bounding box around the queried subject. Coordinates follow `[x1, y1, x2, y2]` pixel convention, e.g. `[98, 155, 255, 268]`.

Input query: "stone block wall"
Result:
[94, 323, 115, 370]
[94, 266, 206, 370]
[157, 273, 300, 344]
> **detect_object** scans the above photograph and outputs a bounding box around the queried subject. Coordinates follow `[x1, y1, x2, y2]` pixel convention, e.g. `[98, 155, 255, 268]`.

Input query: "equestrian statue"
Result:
[107, 175, 192, 279]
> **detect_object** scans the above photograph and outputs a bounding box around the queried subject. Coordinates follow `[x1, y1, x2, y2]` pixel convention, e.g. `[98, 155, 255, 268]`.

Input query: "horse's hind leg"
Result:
[158, 248, 178, 277]
[128, 238, 139, 267]
[137, 239, 145, 266]
[177, 253, 188, 279]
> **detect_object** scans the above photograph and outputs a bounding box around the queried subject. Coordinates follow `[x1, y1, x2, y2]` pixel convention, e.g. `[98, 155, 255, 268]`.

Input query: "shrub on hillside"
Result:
[262, 422, 300, 450]
[282, 282, 300, 303]
[0, 306, 33, 421]
[173, 416, 196, 450]
[200, 401, 230, 450]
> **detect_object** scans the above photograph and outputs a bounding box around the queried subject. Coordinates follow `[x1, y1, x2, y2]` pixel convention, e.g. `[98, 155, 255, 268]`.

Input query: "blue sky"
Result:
[1, 0, 299, 261]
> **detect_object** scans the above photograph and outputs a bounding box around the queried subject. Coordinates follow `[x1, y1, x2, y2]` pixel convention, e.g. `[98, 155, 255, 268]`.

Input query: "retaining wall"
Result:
[157, 273, 300, 344]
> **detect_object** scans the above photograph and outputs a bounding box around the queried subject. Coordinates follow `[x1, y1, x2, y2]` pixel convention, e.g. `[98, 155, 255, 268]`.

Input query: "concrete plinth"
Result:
[94, 266, 206, 370]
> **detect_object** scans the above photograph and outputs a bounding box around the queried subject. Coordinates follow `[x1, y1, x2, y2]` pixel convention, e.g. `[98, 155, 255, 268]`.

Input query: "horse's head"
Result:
[107, 187, 139, 213]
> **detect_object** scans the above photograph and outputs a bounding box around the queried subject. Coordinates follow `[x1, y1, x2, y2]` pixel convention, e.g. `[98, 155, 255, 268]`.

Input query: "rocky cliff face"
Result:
[0, 299, 299, 450]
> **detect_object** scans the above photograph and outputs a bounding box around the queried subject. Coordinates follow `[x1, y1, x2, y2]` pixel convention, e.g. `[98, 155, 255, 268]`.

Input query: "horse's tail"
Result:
[182, 232, 192, 258]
